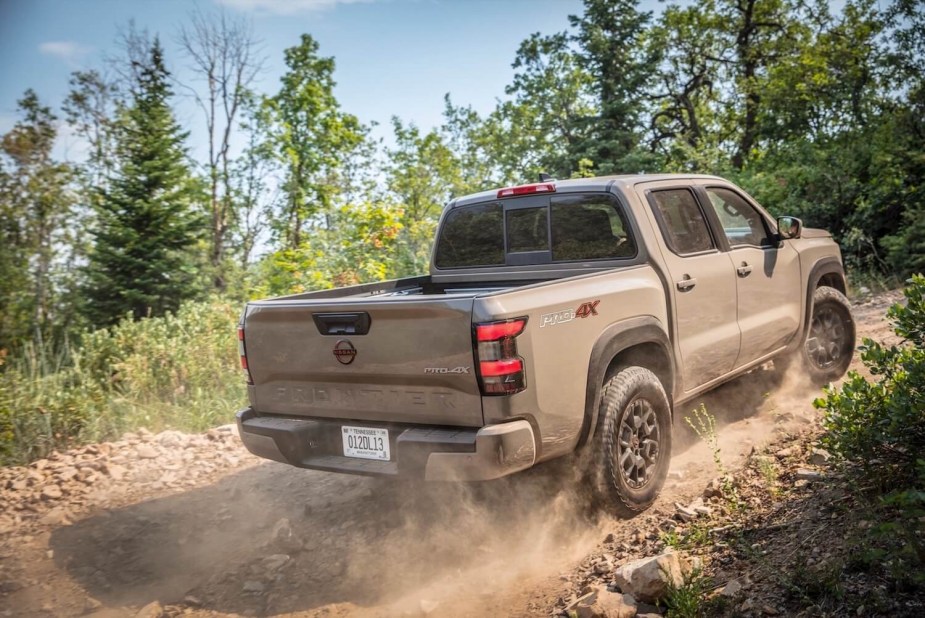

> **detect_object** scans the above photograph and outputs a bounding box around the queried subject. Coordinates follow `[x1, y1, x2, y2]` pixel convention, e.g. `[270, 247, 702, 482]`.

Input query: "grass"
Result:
[0, 297, 246, 465]
[685, 404, 743, 510]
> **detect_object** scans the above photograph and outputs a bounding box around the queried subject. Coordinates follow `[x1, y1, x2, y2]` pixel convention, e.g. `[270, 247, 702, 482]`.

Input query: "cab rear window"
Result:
[434, 193, 636, 269]
[434, 203, 504, 268]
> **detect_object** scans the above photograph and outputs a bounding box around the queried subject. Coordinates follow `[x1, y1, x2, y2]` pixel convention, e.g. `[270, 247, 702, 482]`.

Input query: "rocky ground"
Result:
[0, 290, 916, 618]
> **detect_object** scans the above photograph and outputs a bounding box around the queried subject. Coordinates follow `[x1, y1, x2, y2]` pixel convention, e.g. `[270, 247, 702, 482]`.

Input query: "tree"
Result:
[569, 0, 660, 174]
[261, 34, 365, 250]
[0, 91, 75, 350]
[179, 9, 264, 291]
[84, 39, 204, 327]
[385, 118, 462, 274]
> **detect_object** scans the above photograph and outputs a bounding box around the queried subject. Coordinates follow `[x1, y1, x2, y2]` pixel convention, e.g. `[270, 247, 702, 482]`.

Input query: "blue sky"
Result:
[0, 0, 668, 160]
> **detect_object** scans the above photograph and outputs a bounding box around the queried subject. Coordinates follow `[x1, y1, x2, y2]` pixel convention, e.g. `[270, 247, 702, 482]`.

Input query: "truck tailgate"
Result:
[243, 297, 483, 426]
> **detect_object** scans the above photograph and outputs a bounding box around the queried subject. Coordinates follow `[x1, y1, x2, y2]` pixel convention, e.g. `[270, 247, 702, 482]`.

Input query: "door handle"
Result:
[676, 275, 697, 292]
[737, 262, 753, 277]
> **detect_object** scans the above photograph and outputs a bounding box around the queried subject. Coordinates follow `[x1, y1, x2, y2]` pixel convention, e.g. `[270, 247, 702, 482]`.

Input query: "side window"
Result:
[705, 188, 772, 247]
[550, 195, 636, 261]
[434, 203, 504, 268]
[506, 207, 549, 253]
[649, 189, 715, 255]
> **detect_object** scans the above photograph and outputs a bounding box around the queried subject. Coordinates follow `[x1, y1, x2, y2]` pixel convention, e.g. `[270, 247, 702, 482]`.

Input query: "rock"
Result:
[108, 464, 127, 481]
[762, 604, 779, 615]
[613, 550, 691, 604]
[39, 508, 69, 526]
[667, 470, 684, 480]
[604, 533, 615, 544]
[693, 505, 712, 517]
[775, 446, 796, 458]
[720, 579, 743, 597]
[262, 554, 290, 572]
[703, 478, 724, 499]
[271, 518, 303, 553]
[809, 448, 831, 466]
[795, 469, 823, 482]
[567, 586, 637, 618]
[183, 595, 203, 607]
[135, 601, 163, 618]
[136, 445, 159, 459]
[41, 484, 63, 500]
[57, 467, 79, 482]
[0, 581, 24, 593]
[243, 580, 265, 593]
[675, 504, 698, 522]
[84, 597, 102, 612]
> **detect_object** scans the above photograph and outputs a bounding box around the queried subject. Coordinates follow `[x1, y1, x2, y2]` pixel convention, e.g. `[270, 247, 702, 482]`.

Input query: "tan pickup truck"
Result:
[235, 174, 855, 515]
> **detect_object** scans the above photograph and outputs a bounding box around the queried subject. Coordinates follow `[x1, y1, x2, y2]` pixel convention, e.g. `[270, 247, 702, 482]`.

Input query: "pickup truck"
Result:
[235, 174, 855, 515]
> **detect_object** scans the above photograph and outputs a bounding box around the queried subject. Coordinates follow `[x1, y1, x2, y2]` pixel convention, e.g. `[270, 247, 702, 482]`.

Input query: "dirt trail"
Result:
[0, 291, 902, 618]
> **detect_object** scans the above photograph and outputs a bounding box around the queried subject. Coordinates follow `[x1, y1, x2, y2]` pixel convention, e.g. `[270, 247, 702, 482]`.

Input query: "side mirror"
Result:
[777, 216, 802, 240]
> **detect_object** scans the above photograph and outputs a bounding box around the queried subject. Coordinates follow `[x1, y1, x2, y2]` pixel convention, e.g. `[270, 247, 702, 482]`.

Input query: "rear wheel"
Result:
[591, 366, 672, 517]
[801, 286, 856, 385]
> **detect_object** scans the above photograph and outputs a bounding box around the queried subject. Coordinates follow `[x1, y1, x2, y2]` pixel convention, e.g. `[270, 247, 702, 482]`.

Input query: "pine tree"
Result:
[85, 39, 203, 327]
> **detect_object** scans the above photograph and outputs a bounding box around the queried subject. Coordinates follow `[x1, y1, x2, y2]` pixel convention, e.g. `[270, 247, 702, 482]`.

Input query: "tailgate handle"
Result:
[312, 312, 371, 335]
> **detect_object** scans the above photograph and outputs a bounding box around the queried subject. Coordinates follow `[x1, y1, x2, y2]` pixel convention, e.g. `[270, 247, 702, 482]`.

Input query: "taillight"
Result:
[496, 182, 556, 198]
[237, 326, 253, 385]
[475, 317, 527, 395]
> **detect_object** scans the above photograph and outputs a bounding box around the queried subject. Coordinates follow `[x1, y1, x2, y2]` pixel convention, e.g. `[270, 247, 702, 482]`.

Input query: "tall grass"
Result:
[0, 298, 246, 466]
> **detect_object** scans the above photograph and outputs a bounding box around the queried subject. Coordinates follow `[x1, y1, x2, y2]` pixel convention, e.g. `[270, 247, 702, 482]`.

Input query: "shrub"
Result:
[0, 298, 245, 465]
[814, 274, 925, 582]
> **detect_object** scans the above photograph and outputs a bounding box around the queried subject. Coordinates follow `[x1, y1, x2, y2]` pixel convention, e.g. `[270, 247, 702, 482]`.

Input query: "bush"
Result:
[0, 298, 245, 465]
[814, 274, 925, 582]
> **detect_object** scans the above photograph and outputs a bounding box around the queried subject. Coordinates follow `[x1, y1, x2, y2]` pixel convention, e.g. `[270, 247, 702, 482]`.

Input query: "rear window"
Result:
[434, 203, 504, 268]
[434, 193, 636, 269]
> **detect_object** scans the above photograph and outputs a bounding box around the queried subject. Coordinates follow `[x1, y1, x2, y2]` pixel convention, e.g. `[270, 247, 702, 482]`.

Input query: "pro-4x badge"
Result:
[540, 300, 600, 327]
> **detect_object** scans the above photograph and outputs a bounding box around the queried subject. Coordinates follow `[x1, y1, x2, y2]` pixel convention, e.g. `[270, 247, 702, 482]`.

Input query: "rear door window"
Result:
[434, 203, 504, 268]
[550, 195, 636, 261]
[648, 189, 715, 255]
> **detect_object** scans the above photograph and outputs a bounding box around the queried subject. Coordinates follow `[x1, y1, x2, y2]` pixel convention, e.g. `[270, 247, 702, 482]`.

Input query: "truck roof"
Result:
[449, 173, 727, 209]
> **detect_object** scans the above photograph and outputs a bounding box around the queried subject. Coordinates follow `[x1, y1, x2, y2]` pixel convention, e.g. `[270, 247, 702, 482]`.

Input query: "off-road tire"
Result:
[799, 286, 856, 385]
[592, 366, 672, 517]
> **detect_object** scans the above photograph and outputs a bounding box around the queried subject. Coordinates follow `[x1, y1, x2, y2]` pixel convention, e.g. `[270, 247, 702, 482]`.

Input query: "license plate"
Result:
[341, 426, 390, 461]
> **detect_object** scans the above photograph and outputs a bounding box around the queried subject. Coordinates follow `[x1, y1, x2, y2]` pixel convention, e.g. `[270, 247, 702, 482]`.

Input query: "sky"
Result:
[0, 0, 668, 162]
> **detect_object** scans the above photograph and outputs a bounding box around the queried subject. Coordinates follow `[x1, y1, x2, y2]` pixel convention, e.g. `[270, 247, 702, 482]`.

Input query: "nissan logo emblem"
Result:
[333, 340, 357, 365]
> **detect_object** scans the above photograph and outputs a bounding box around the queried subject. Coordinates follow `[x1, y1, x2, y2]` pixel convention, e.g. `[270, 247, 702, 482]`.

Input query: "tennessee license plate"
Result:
[341, 426, 390, 461]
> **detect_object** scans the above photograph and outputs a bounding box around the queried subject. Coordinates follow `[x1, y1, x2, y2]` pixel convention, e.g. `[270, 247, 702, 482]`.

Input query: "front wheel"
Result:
[591, 366, 672, 517]
[801, 286, 856, 385]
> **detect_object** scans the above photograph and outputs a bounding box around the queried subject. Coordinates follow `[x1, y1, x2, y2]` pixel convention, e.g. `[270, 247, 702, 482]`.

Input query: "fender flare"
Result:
[577, 316, 675, 449]
[791, 257, 847, 350]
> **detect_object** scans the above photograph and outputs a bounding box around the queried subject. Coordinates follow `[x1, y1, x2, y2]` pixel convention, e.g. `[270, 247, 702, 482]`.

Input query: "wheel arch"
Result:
[577, 317, 675, 449]
[792, 257, 848, 350]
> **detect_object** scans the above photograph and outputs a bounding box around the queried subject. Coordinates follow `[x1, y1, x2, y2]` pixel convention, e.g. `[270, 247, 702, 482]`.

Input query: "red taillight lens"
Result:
[237, 326, 253, 385]
[496, 182, 556, 198]
[474, 317, 527, 395]
[476, 319, 526, 341]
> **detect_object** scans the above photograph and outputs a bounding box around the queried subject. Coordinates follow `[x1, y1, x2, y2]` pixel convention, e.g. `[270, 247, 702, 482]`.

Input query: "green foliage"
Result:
[815, 274, 925, 582]
[0, 298, 244, 465]
[0, 90, 77, 350]
[260, 34, 365, 251]
[686, 404, 742, 510]
[84, 39, 204, 328]
[662, 566, 712, 618]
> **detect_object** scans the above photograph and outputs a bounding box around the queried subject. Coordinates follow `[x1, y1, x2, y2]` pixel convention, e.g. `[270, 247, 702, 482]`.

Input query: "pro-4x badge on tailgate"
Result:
[540, 300, 600, 328]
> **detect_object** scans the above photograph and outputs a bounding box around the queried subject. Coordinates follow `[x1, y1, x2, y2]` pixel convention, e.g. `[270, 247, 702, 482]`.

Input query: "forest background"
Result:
[1, 0, 923, 464]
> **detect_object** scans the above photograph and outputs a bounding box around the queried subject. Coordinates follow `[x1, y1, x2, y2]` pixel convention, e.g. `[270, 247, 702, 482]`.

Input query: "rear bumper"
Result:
[236, 408, 536, 481]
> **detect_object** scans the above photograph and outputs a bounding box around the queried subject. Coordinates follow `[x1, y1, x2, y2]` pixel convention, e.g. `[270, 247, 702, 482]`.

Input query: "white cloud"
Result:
[217, 0, 376, 15]
[38, 41, 93, 67]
